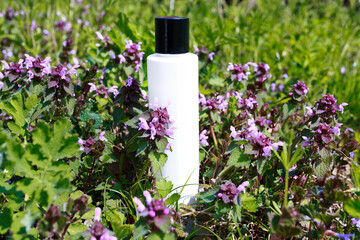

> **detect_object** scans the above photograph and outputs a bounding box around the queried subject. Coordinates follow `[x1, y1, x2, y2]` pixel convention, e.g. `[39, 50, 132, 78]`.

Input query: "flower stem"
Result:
[284, 169, 289, 208]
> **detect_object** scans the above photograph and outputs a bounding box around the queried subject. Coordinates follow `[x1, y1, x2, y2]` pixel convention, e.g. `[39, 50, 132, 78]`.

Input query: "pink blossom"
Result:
[94, 207, 101, 222]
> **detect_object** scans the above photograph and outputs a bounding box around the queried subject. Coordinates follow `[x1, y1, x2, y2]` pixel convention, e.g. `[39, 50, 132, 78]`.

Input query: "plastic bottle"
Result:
[147, 16, 199, 204]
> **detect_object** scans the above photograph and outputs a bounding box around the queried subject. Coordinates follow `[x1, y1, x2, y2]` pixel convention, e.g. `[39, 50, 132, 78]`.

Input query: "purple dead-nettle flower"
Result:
[314, 94, 347, 120]
[227, 63, 251, 81]
[331, 123, 343, 136]
[293, 81, 309, 96]
[0, 72, 4, 79]
[78, 137, 96, 154]
[1, 59, 25, 81]
[208, 52, 215, 61]
[199, 93, 207, 106]
[2, 49, 13, 59]
[253, 62, 272, 82]
[55, 18, 71, 32]
[118, 54, 126, 64]
[133, 191, 174, 230]
[340, 66, 346, 75]
[352, 218, 360, 228]
[95, 31, 110, 44]
[218, 180, 249, 205]
[126, 76, 133, 87]
[193, 45, 200, 53]
[305, 106, 314, 116]
[237, 96, 258, 111]
[122, 40, 144, 72]
[138, 102, 174, 140]
[0, 81, 3, 90]
[109, 50, 115, 59]
[94, 207, 102, 222]
[99, 131, 107, 142]
[216, 95, 228, 110]
[88, 83, 97, 93]
[24, 54, 52, 80]
[314, 123, 336, 145]
[199, 130, 209, 146]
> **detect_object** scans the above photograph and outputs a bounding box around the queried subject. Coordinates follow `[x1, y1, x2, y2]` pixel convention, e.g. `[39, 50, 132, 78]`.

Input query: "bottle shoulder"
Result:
[147, 53, 198, 62]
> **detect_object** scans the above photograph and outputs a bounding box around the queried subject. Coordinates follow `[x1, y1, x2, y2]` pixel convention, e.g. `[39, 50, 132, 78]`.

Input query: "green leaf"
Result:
[79, 110, 103, 130]
[115, 224, 134, 239]
[7, 122, 25, 135]
[147, 232, 176, 240]
[133, 219, 148, 240]
[155, 138, 168, 153]
[149, 152, 167, 173]
[136, 138, 148, 157]
[313, 158, 330, 178]
[156, 179, 173, 198]
[67, 222, 87, 235]
[32, 119, 78, 160]
[164, 193, 180, 205]
[344, 199, 360, 219]
[241, 192, 258, 212]
[0, 207, 12, 234]
[215, 200, 231, 219]
[227, 147, 250, 168]
[232, 204, 242, 223]
[197, 186, 219, 204]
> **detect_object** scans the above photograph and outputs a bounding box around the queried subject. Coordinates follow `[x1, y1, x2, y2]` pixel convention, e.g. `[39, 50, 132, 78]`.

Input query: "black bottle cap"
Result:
[155, 16, 189, 54]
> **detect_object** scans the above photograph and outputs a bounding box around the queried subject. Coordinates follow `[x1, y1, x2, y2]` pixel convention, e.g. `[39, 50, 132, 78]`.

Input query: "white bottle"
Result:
[147, 17, 199, 204]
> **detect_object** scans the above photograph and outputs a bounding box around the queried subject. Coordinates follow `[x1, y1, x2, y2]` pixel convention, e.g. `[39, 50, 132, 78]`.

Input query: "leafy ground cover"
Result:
[0, 0, 360, 239]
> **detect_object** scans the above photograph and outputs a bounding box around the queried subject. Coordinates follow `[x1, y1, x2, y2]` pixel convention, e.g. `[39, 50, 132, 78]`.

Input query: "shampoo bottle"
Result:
[147, 16, 199, 204]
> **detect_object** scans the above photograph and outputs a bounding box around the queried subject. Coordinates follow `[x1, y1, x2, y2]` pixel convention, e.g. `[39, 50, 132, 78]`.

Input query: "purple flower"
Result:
[138, 104, 173, 141]
[133, 197, 146, 212]
[227, 63, 250, 81]
[78, 137, 96, 154]
[208, 52, 215, 61]
[118, 54, 126, 64]
[199, 130, 209, 146]
[94, 207, 102, 222]
[293, 81, 309, 96]
[0, 81, 3, 90]
[253, 62, 272, 82]
[99, 131, 107, 142]
[193, 45, 200, 53]
[218, 180, 249, 205]
[314, 95, 347, 120]
[88, 83, 97, 93]
[314, 123, 335, 145]
[138, 118, 150, 131]
[352, 218, 360, 228]
[340, 66, 346, 75]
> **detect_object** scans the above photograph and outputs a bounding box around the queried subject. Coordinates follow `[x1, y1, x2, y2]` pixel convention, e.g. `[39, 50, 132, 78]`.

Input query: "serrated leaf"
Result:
[314, 158, 330, 178]
[79, 110, 103, 130]
[7, 122, 25, 135]
[156, 179, 173, 198]
[227, 147, 250, 168]
[215, 200, 231, 219]
[32, 119, 78, 160]
[66, 97, 76, 116]
[155, 138, 168, 153]
[241, 192, 258, 212]
[149, 152, 167, 173]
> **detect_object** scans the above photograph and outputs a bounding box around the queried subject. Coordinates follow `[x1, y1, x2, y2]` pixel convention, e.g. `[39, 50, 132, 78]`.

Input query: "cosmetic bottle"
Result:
[147, 16, 199, 204]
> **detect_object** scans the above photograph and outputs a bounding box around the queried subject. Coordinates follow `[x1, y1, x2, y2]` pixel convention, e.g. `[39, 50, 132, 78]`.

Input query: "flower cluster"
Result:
[217, 180, 249, 204]
[227, 63, 251, 81]
[0, 55, 78, 103]
[88, 82, 119, 99]
[118, 40, 144, 72]
[313, 94, 348, 120]
[199, 93, 228, 111]
[90, 208, 117, 240]
[193, 45, 215, 61]
[313, 123, 341, 146]
[133, 191, 178, 233]
[291, 81, 309, 97]
[230, 118, 282, 157]
[116, 76, 142, 104]
[138, 100, 174, 140]
[253, 62, 272, 82]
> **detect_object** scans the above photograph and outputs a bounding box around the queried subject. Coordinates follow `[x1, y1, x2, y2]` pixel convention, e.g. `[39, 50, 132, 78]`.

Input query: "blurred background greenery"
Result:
[0, 0, 359, 128]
